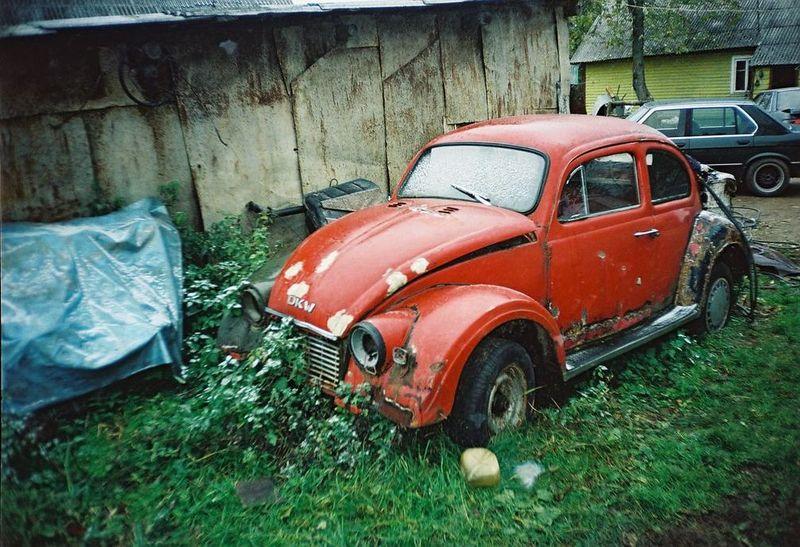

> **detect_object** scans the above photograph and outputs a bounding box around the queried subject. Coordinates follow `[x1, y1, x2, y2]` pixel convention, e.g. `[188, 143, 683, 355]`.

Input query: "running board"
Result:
[563, 305, 700, 381]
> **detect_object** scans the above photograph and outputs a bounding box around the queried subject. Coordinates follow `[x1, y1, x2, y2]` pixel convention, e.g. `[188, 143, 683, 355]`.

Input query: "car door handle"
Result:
[675, 142, 686, 148]
[737, 139, 749, 145]
[634, 228, 660, 238]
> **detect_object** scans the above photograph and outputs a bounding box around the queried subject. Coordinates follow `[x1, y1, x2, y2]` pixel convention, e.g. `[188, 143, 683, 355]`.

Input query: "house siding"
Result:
[584, 49, 756, 103]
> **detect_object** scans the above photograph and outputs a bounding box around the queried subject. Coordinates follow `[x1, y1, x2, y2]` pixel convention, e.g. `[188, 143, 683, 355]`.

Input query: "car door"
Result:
[643, 146, 700, 304]
[547, 145, 659, 350]
[686, 106, 757, 176]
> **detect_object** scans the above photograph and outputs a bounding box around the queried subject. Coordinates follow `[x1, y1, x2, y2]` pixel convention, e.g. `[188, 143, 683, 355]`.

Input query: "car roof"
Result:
[639, 98, 756, 109]
[430, 114, 671, 162]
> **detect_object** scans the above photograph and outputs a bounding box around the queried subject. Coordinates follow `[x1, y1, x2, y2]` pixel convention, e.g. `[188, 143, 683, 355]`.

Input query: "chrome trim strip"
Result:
[563, 304, 700, 381]
[264, 306, 339, 340]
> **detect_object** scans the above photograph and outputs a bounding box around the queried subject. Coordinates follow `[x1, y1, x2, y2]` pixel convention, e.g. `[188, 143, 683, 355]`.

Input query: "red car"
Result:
[252, 115, 750, 446]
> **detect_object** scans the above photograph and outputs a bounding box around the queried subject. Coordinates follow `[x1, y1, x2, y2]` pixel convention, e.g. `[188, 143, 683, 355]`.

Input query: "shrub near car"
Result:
[253, 115, 750, 447]
[628, 99, 800, 196]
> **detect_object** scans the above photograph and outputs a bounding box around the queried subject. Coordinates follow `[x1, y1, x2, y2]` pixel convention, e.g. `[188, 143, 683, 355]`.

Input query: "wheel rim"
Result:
[706, 277, 731, 331]
[487, 363, 527, 434]
[753, 163, 785, 192]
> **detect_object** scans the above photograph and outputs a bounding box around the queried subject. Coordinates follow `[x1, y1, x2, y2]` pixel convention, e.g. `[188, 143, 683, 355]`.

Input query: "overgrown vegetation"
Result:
[2, 208, 798, 544]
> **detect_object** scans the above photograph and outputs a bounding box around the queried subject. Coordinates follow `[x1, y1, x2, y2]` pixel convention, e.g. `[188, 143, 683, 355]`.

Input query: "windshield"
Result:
[398, 144, 547, 213]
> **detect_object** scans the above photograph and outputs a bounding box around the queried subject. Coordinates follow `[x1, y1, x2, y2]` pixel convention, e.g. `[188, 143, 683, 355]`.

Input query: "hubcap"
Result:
[487, 363, 527, 434]
[706, 277, 731, 331]
[754, 163, 785, 191]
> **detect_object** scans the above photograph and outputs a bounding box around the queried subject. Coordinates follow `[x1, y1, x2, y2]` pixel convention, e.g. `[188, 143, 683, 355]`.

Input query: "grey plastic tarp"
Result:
[1, 198, 183, 414]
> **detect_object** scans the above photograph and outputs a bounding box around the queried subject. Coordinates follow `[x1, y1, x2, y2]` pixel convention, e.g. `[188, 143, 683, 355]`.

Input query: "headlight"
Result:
[240, 281, 273, 324]
[349, 322, 386, 375]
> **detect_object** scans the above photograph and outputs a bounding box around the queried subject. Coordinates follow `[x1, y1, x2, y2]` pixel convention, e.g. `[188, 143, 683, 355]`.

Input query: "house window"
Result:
[731, 56, 751, 93]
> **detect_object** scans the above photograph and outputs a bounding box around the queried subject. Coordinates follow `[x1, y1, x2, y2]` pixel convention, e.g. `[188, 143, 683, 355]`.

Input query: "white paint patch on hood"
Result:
[316, 250, 339, 274]
[410, 257, 429, 274]
[327, 309, 354, 337]
[385, 270, 408, 295]
[287, 281, 309, 298]
[284, 261, 303, 279]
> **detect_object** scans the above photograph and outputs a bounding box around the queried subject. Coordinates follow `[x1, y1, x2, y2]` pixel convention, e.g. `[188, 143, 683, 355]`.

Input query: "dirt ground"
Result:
[734, 178, 800, 244]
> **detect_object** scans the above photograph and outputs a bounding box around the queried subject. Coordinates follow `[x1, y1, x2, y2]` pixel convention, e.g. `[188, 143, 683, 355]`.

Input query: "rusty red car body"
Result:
[263, 114, 749, 444]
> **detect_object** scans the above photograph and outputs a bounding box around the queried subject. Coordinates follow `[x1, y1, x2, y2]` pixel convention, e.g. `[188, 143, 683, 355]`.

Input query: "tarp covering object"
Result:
[1, 198, 183, 414]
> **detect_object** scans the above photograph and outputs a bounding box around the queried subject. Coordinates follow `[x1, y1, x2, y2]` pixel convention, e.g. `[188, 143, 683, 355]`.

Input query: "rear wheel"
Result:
[445, 338, 535, 447]
[688, 262, 734, 335]
[745, 158, 789, 197]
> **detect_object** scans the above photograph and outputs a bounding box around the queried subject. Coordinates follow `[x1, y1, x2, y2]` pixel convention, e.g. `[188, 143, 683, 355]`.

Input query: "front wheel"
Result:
[445, 338, 535, 447]
[745, 158, 790, 197]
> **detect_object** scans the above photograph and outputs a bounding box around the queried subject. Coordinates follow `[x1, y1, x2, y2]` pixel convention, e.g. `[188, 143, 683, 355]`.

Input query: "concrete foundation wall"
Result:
[0, 2, 570, 228]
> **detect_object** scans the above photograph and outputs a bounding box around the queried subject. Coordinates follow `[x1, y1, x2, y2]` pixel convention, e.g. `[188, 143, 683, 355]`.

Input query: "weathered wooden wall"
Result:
[0, 2, 571, 228]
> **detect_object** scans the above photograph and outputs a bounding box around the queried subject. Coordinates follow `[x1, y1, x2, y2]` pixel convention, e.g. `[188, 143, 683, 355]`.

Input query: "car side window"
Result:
[557, 169, 586, 220]
[642, 108, 685, 137]
[646, 150, 691, 203]
[689, 107, 756, 136]
[558, 153, 639, 221]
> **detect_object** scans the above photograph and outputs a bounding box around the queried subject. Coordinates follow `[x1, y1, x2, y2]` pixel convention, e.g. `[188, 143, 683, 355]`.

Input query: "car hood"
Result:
[268, 198, 538, 337]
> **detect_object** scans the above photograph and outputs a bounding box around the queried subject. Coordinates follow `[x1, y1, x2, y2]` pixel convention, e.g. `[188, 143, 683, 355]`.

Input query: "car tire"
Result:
[745, 158, 790, 197]
[445, 338, 535, 447]
[688, 262, 734, 335]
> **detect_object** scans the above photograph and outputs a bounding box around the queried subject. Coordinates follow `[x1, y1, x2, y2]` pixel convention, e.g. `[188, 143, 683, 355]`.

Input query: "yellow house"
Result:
[571, 0, 799, 109]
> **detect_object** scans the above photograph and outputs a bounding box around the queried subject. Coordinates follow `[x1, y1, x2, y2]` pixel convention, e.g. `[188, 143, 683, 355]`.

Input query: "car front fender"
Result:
[342, 284, 564, 428]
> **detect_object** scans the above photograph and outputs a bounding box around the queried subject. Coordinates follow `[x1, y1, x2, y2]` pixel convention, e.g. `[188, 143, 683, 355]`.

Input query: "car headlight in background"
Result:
[349, 322, 386, 375]
[240, 281, 273, 324]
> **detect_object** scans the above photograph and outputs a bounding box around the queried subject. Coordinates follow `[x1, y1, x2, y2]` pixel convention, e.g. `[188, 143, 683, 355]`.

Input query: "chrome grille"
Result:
[301, 331, 343, 390]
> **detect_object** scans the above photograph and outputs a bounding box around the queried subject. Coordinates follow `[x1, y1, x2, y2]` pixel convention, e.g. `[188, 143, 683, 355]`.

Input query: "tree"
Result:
[570, 0, 742, 103]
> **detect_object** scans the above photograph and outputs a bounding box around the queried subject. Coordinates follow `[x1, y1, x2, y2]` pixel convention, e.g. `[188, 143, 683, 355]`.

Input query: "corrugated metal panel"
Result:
[751, 0, 800, 65]
[0, 0, 497, 36]
[572, 0, 797, 65]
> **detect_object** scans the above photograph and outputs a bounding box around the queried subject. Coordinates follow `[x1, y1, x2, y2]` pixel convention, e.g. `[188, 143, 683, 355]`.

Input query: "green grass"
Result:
[2, 279, 798, 545]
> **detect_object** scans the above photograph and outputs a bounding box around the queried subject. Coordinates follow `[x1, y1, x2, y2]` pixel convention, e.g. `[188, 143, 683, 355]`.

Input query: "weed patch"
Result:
[1, 210, 798, 544]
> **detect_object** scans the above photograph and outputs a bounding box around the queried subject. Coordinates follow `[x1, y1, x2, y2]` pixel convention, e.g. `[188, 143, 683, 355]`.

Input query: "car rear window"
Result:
[558, 152, 639, 221]
[646, 150, 691, 203]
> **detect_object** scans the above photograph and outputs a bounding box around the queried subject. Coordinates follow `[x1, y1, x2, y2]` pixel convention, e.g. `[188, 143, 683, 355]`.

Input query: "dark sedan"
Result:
[628, 99, 800, 196]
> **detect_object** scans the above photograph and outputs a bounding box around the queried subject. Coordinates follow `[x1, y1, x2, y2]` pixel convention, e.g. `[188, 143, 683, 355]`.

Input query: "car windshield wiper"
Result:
[450, 183, 492, 206]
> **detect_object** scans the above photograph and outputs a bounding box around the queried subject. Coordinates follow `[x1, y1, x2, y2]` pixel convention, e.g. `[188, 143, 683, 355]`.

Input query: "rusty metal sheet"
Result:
[274, 20, 340, 88]
[291, 46, 387, 194]
[0, 115, 95, 222]
[438, 11, 488, 125]
[380, 20, 445, 186]
[480, 5, 560, 118]
[172, 27, 302, 225]
[82, 104, 200, 226]
[0, 38, 138, 120]
[555, 5, 571, 114]
[378, 12, 437, 80]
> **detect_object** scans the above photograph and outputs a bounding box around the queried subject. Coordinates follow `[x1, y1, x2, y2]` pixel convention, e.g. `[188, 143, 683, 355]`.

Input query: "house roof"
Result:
[571, 0, 800, 66]
[0, 0, 501, 38]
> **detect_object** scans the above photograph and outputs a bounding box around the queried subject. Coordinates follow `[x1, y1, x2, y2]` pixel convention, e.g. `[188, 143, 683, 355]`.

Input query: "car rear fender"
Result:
[343, 284, 564, 428]
[675, 210, 749, 307]
[744, 151, 792, 169]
